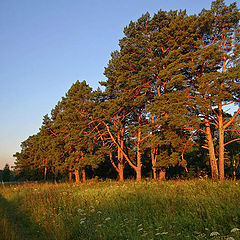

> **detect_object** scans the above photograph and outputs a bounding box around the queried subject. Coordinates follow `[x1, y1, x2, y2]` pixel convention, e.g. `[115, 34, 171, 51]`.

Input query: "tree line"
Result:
[14, 0, 240, 182]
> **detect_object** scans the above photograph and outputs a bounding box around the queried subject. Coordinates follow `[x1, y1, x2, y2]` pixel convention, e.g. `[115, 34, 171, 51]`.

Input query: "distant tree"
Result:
[14, 135, 39, 180]
[2, 164, 11, 182]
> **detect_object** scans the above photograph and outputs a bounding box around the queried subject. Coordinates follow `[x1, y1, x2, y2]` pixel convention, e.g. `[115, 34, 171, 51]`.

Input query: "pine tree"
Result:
[59, 80, 103, 182]
[185, 0, 240, 179]
[2, 164, 11, 182]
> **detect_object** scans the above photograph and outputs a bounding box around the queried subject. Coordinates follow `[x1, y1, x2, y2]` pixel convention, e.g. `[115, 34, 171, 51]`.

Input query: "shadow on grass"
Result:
[0, 194, 48, 240]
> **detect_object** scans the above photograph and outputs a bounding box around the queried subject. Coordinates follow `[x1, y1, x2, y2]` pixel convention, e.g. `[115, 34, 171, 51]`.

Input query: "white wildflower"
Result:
[138, 224, 142, 227]
[105, 217, 111, 221]
[97, 211, 102, 214]
[231, 228, 240, 233]
[210, 232, 220, 237]
[155, 233, 160, 236]
[80, 220, 85, 224]
[161, 232, 168, 235]
[138, 228, 143, 232]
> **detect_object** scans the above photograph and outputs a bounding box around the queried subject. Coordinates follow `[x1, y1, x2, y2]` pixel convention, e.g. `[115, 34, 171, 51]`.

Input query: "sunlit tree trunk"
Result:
[159, 169, 166, 181]
[117, 128, 125, 181]
[218, 56, 226, 181]
[218, 106, 225, 180]
[205, 118, 218, 179]
[136, 115, 142, 181]
[74, 169, 80, 183]
[82, 168, 86, 182]
[69, 171, 73, 182]
[118, 163, 124, 182]
[43, 158, 47, 181]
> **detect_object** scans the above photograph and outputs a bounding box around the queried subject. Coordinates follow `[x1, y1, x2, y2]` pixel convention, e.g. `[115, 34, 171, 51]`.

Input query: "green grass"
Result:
[0, 180, 240, 240]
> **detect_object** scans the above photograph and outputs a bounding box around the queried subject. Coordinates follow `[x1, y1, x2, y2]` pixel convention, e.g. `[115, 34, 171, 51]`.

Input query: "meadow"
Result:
[0, 180, 240, 240]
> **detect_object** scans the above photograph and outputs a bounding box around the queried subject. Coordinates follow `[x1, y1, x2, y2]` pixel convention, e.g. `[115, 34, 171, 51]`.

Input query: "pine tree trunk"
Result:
[118, 163, 124, 181]
[151, 148, 157, 180]
[151, 114, 158, 181]
[218, 56, 226, 180]
[153, 168, 157, 181]
[159, 169, 166, 181]
[136, 124, 142, 181]
[120, 126, 125, 181]
[117, 129, 125, 181]
[43, 158, 47, 181]
[75, 170, 80, 183]
[136, 166, 142, 181]
[69, 171, 73, 182]
[205, 118, 218, 179]
[218, 111, 225, 180]
[44, 166, 47, 181]
[82, 169, 86, 182]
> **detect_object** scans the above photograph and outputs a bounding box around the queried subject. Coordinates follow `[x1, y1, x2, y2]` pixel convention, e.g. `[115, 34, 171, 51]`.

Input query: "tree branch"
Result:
[224, 138, 240, 147]
[224, 106, 240, 129]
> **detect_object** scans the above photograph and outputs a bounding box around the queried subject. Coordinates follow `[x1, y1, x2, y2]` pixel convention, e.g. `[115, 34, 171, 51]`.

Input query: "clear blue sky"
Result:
[0, 0, 238, 169]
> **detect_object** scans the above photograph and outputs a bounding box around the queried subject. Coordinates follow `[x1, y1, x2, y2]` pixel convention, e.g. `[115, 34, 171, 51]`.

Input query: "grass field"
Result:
[0, 180, 240, 240]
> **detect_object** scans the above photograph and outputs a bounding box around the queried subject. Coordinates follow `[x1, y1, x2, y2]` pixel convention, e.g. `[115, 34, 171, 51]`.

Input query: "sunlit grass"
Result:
[0, 180, 240, 240]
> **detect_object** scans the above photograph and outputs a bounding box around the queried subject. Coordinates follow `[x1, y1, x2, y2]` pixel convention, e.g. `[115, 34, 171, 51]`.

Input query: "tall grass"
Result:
[0, 180, 240, 240]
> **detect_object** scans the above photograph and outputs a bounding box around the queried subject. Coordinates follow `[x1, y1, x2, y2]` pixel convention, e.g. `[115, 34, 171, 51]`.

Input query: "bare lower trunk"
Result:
[117, 129, 125, 181]
[159, 169, 166, 181]
[136, 166, 142, 181]
[205, 118, 218, 179]
[120, 127, 125, 181]
[118, 163, 124, 181]
[136, 124, 142, 181]
[44, 166, 47, 181]
[153, 168, 157, 181]
[74, 170, 80, 183]
[151, 147, 157, 180]
[82, 169, 86, 182]
[69, 171, 73, 182]
[43, 158, 47, 181]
